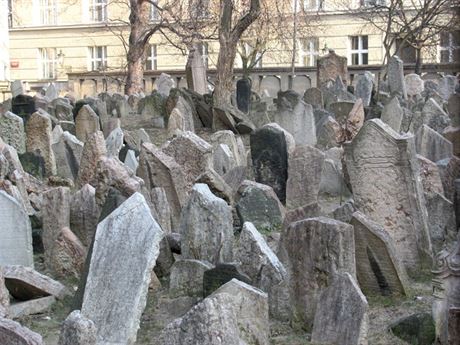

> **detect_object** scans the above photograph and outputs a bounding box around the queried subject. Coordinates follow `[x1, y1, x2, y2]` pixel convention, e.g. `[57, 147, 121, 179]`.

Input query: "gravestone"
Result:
[381, 97, 403, 132]
[169, 259, 213, 298]
[76, 131, 107, 188]
[70, 184, 98, 247]
[311, 273, 368, 345]
[250, 124, 291, 204]
[75, 105, 100, 142]
[203, 264, 251, 297]
[137, 143, 188, 229]
[11, 80, 24, 98]
[344, 119, 431, 276]
[105, 127, 123, 157]
[274, 90, 317, 146]
[0, 318, 43, 345]
[0, 112, 26, 153]
[155, 73, 175, 97]
[179, 184, 233, 263]
[81, 193, 164, 345]
[415, 125, 453, 162]
[303, 87, 324, 109]
[11, 95, 36, 123]
[25, 111, 56, 176]
[355, 71, 374, 106]
[236, 78, 251, 114]
[235, 180, 285, 231]
[277, 217, 355, 330]
[351, 211, 409, 297]
[58, 310, 97, 345]
[317, 50, 348, 86]
[286, 145, 325, 209]
[52, 132, 84, 180]
[45, 83, 58, 100]
[0, 191, 34, 267]
[405, 73, 425, 96]
[185, 46, 207, 95]
[388, 55, 407, 99]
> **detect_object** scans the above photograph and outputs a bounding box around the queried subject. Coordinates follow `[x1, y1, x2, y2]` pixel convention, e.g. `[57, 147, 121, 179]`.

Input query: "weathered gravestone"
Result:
[25, 111, 56, 176]
[250, 124, 292, 204]
[0, 112, 26, 153]
[169, 259, 213, 298]
[276, 217, 355, 330]
[0, 191, 34, 267]
[52, 132, 84, 180]
[155, 73, 175, 98]
[75, 105, 100, 142]
[311, 273, 369, 345]
[355, 71, 374, 106]
[286, 145, 325, 209]
[11, 95, 36, 123]
[303, 87, 324, 109]
[76, 131, 107, 188]
[11, 80, 24, 98]
[415, 124, 453, 162]
[317, 50, 348, 86]
[58, 310, 97, 345]
[185, 46, 207, 95]
[344, 119, 432, 276]
[180, 184, 233, 263]
[274, 90, 317, 146]
[351, 211, 409, 297]
[81, 192, 164, 345]
[405, 73, 425, 97]
[137, 142, 188, 229]
[381, 97, 403, 132]
[388, 55, 407, 99]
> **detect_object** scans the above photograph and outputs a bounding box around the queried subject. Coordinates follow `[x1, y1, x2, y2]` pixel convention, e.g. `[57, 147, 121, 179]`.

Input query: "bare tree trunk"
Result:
[289, 0, 298, 89]
[414, 47, 422, 75]
[213, 0, 261, 107]
[125, 0, 149, 95]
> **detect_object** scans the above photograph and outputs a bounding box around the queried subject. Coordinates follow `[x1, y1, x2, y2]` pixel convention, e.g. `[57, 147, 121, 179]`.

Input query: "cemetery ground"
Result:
[17, 254, 434, 345]
[0, 52, 459, 345]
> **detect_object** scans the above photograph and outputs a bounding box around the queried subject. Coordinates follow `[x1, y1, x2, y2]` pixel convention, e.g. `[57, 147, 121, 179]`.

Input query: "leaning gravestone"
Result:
[381, 97, 403, 132]
[344, 119, 431, 276]
[180, 184, 233, 263]
[415, 125, 453, 163]
[0, 191, 34, 267]
[388, 55, 407, 99]
[355, 71, 374, 106]
[250, 124, 291, 204]
[311, 273, 369, 345]
[351, 211, 409, 297]
[81, 193, 164, 345]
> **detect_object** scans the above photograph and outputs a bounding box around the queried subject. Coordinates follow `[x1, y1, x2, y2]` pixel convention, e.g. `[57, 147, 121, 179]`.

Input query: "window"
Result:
[90, 0, 107, 22]
[197, 42, 209, 68]
[189, 0, 209, 19]
[360, 0, 385, 6]
[38, 48, 57, 79]
[39, 0, 57, 25]
[88, 46, 107, 71]
[299, 38, 319, 66]
[150, 0, 159, 21]
[145, 45, 157, 71]
[296, 0, 323, 11]
[395, 38, 416, 63]
[440, 31, 460, 63]
[349, 35, 368, 65]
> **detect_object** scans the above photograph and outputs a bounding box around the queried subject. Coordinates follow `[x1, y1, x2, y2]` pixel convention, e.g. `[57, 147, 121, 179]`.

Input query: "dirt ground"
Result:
[17, 269, 433, 345]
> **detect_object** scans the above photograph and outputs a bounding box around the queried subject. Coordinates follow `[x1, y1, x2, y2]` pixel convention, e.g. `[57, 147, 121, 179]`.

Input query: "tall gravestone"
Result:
[317, 50, 348, 87]
[388, 55, 407, 99]
[81, 193, 164, 345]
[236, 78, 251, 114]
[0, 191, 34, 267]
[250, 124, 291, 204]
[344, 119, 432, 276]
[185, 46, 207, 95]
[0, 112, 26, 154]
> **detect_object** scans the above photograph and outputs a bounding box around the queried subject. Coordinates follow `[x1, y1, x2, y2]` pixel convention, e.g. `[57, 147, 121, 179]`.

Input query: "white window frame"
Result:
[439, 32, 460, 63]
[299, 38, 318, 67]
[145, 44, 157, 70]
[150, 0, 159, 21]
[90, 0, 107, 22]
[38, 48, 57, 79]
[349, 35, 369, 65]
[39, 0, 57, 25]
[88, 46, 107, 71]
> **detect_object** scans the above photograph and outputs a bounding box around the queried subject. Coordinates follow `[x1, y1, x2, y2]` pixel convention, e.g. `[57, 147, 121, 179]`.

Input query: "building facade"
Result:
[6, 0, 459, 96]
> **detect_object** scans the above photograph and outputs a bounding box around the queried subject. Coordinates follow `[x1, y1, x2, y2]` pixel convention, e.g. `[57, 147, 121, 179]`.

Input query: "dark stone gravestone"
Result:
[236, 78, 251, 114]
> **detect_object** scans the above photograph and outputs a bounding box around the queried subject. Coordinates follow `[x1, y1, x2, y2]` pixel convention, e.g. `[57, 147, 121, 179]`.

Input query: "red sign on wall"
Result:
[10, 61, 19, 68]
